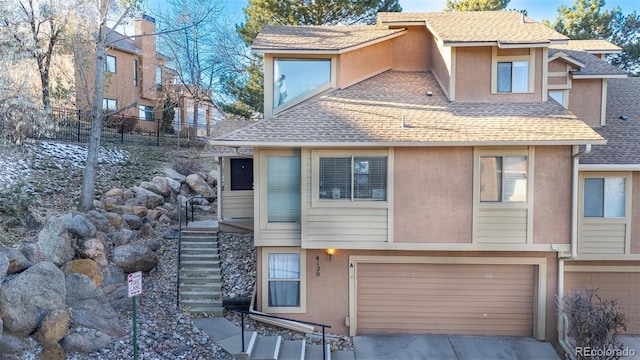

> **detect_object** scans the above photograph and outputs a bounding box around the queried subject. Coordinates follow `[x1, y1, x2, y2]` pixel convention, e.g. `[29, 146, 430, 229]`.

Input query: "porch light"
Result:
[326, 248, 337, 260]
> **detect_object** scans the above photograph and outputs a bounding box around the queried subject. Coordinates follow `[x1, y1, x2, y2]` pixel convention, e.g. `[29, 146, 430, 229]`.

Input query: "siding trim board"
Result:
[348, 256, 547, 340]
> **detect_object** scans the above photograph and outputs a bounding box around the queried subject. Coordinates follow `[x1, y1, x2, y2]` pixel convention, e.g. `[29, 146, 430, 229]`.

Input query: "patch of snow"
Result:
[0, 141, 130, 192]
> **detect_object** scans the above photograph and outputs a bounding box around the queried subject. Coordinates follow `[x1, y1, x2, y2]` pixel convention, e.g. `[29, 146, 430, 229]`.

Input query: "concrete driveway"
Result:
[353, 335, 560, 360]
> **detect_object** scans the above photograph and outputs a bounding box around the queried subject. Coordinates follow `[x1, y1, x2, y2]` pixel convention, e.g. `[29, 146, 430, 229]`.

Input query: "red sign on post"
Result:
[128, 271, 142, 297]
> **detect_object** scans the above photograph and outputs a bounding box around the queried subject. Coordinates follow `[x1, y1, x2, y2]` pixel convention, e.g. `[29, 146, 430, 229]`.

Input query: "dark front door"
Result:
[230, 158, 253, 190]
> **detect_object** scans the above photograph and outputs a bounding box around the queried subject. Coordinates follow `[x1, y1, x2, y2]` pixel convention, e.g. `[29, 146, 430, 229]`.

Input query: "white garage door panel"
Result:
[565, 272, 640, 334]
[356, 263, 535, 336]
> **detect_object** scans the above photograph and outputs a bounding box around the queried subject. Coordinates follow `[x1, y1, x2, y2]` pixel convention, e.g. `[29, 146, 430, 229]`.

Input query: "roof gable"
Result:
[378, 11, 568, 46]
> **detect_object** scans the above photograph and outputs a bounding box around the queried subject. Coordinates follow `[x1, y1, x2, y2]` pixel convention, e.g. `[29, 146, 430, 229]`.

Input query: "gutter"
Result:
[557, 144, 591, 359]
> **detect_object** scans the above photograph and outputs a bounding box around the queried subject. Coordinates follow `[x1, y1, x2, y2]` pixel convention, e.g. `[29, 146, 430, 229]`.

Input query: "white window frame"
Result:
[261, 248, 306, 313]
[311, 149, 390, 208]
[156, 66, 162, 90]
[548, 90, 568, 108]
[473, 148, 534, 210]
[491, 47, 535, 94]
[259, 149, 302, 230]
[139, 105, 154, 121]
[105, 55, 116, 73]
[581, 173, 631, 219]
[102, 98, 117, 111]
[264, 54, 337, 118]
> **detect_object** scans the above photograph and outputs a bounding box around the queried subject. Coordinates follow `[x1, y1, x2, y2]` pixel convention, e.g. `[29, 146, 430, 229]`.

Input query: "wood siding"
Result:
[476, 208, 528, 244]
[565, 271, 640, 333]
[579, 222, 627, 254]
[221, 190, 254, 219]
[306, 208, 388, 244]
[356, 263, 535, 336]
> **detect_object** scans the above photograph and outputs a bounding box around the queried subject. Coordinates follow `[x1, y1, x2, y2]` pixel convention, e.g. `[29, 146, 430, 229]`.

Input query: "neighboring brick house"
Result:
[210, 11, 638, 350]
[75, 15, 213, 134]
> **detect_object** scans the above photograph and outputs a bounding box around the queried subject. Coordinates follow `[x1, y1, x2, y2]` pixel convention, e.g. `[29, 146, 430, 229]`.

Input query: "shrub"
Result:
[173, 157, 202, 176]
[560, 288, 628, 360]
[0, 179, 36, 219]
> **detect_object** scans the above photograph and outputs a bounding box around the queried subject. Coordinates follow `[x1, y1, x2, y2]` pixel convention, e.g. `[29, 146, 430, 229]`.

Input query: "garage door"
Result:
[356, 263, 535, 336]
[565, 271, 640, 334]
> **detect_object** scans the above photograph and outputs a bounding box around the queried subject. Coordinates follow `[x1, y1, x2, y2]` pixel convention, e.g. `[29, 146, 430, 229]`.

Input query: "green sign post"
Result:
[128, 271, 143, 360]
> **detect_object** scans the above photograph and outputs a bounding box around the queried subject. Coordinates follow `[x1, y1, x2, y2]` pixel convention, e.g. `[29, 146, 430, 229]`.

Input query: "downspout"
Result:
[557, 144, 591, 359]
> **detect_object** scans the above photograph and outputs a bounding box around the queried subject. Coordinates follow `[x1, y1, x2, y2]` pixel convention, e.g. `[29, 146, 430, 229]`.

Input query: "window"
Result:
[319, 156, 387, 201]
[262, 249, 306, 312]
[139, 105, 154, 121]
[549, 90, 567, 108]
[267, 155, 300, 223]
[497, 61, 528, 93]
[102, 98, 117, 111]
[480, 156, 527, 202]
[584, 177, 625, 218]
[273, 58, 331, 108]
[156, 66, 162, 90]
[230, 158, 253, 191]
[268, 253, 300, 307]
[105, 55, 116, 73]
[133, 60, 138, 86]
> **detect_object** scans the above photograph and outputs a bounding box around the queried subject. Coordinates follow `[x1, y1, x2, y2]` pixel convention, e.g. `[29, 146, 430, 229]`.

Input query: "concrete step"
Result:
[218, 331, 257, 357]
[180, 283, 222, 292]
[180, 236, 218, 242]
[251, 335, 281, 360]
[181, 246, 219, 254]
[278, 340, 305, 360]
[181, 253, 220, 261]
[304, 344, 331, 360]
[180, 259, 222, 267]
[179, 270, 222, 278]
[180, 289, 222, 298]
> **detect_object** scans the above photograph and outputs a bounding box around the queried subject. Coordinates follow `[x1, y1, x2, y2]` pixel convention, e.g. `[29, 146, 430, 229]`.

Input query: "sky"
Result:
[186, 0, 637, 25]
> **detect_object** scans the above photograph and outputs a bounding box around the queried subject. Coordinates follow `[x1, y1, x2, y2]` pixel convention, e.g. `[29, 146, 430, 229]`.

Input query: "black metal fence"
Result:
[36, 108, 208, 147]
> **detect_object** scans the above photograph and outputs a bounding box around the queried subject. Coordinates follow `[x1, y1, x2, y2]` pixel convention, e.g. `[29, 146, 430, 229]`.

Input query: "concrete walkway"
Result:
[353, 335, 560, 360]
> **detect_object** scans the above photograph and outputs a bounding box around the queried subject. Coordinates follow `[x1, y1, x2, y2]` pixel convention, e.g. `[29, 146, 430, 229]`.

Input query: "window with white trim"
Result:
[584, 177, 625, 218]
[262, 248, 306, 313]
[497, 61, 528, 93]
[156, 66, 162, 90]
[139, 105, 154, 121]
[102, 98, 117, 111]
[479, 155, 528, 203]
[105, 55, 116, 73]
[267, 155, 300, 223]
[548, 90, 567, 108]
[273, 58, 330, 108]
[319, 156, 387, 201]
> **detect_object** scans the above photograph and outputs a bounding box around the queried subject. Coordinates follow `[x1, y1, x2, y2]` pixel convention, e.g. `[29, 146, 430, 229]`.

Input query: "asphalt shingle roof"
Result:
[252, 25, 405, 52]
[378, 11, 568, 44]
[582, 78, 640, 164]
[107, 29, 140, 54]
[549, 47, 627, 77]
[551, 39, 622, 54]
[213, 71, 604, 147]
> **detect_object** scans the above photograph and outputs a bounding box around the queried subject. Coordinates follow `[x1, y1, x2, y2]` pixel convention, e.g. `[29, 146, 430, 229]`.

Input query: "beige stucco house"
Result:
[210, 11, 638, 351]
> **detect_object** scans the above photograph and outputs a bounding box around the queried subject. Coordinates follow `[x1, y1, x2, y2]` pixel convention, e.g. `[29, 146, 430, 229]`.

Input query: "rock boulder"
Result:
[112, 242, 158, 273]
[33, 216, 74, 266]
[186, 174, 215, 198]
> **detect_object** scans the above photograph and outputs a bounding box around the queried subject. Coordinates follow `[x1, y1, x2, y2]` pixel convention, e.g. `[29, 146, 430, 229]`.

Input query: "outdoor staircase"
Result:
[194, 318, 355, 360]
[178, 227, 224, 315]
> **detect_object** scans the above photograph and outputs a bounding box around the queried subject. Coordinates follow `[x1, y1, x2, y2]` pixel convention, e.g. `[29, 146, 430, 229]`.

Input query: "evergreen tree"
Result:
[444, 0, 510, 12]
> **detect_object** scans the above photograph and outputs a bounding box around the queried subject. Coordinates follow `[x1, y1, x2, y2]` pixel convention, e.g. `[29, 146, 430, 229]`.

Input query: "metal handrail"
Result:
[176, 195, 206, 308]
[233, 309, 332, 360]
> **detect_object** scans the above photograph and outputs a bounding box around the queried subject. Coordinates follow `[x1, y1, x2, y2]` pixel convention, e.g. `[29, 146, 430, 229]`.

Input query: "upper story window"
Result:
[267, 155, 300, 223]
[584, 177, 625, 218]
[479, 155, 527, 203]
[497, 61, 528, 93]
[133, 60, 138, 86]
[273, 58, 330, 108]
[319, 156, 387, 201]
[105, 55, 116, 73]
[156, 66, 162, 90]
[103, 98, 117, 111]
[491, 47, 534, 94]
[549, 90, 567, 108]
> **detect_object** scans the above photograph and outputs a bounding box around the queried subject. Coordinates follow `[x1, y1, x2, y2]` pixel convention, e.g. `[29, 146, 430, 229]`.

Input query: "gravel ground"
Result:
[1, 141, 353, 359]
